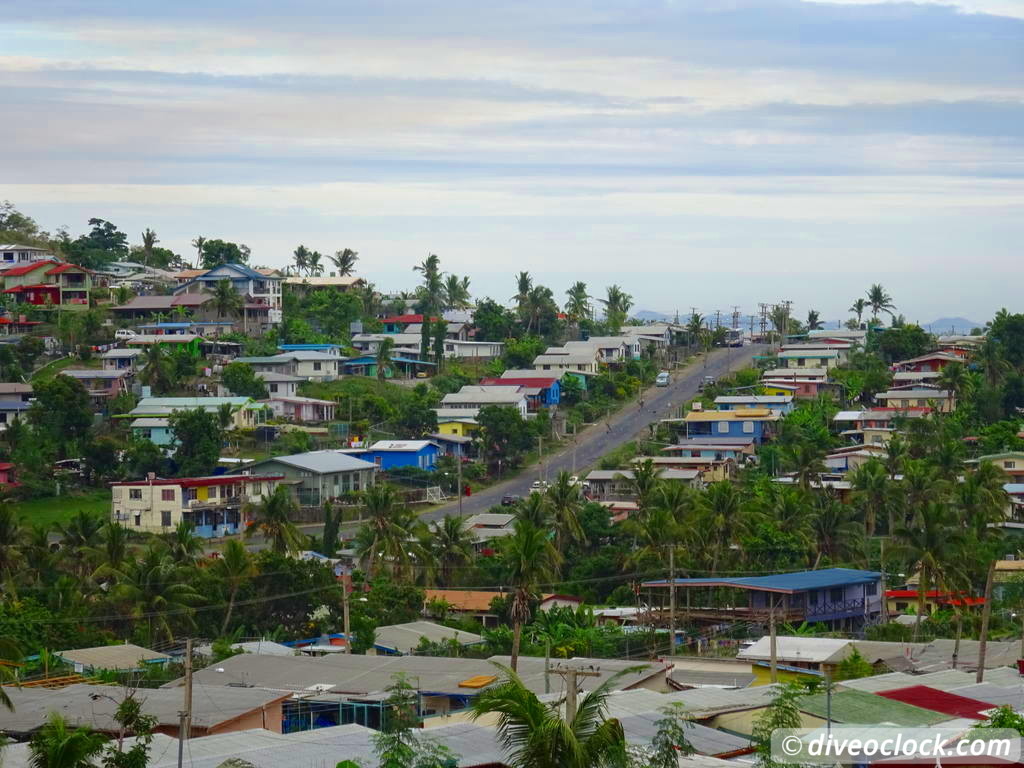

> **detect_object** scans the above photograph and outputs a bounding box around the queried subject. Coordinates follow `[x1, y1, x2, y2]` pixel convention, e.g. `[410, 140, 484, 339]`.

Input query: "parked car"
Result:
[698, 375, 716, 391]
[501, 494, 521, 506]
[114, 329, 137, 340]
[568, 475, 581, 486]
[530, 480, 549, 493]
[656, 371, 670, 387]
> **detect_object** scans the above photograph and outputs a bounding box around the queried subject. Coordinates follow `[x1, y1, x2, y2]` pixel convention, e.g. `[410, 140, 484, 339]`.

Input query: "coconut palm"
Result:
[292, 244, 311, 276]
[210, 538, 257, 634]
[512, 271, 533, 317]
[211, 278, 244, 320]
[414, 254, 444, 316]
[900, 459, 946, 527]
[502, 520, 561, 672]
[330, 247, 359, 276]
[957, 461, 1010, 543]
[769, 305, 789, 345]
[545, 472, 585, 552]
[892, 501, 967, 641]
[56, 512, 105, 579]
[307, 250, 324, 276]
[138, 342, 174, 394]
[780, 442, 827, 491]
[811, 488, 865, 568]
[88, 521, 129, 576]
[515, 492, 552, 529]
[376, 337, 395, 383]
[0, 636, 21, 711]
[600, 285, 633, 332]
[165, 520, 204, 565]
[849, 298, 867, 327]
[243, 485, 303, 555]
[691, 481, 743, 573]
[977, 337, 1011, 388]
[806, 310, 824, 331]
[141, 228, 159, 266]
[354, 483, 420, 579]
[564, 282, 591, 327]
[0, 504, 24, 579]
[849, 459, 892, 538]
[442, 274, 472, 310]
[619, 459, 661, 516]
[937, 361, 973, 403]
[427, 514, 476, 588]
[471, 665, 629, 768]
[27, 712, 106, 768]
[866, 284, 896, 322]
[191, 236, 206, 269]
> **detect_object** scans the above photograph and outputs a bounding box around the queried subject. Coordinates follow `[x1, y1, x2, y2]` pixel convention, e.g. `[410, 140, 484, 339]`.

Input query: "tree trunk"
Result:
[221, 586, 238, 636]
[913, 573, 927, 643]
[510, 621, 523, 673]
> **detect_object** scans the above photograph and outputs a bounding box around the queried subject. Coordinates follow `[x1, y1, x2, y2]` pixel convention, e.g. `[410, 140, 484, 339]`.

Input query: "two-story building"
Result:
[257, 371, 304, 398]
[875, 388, 955, 413]
[1, 260, 93, 311]
[174, 263, 283, 331]
[681, 408, 780, 445]
[110, 474, 282, 536]
[101, 348, 144, 373]
[663, 437, 757, 462]
[585, 467, 701, 500]
[714, 394, 794, 415]
[130, 417, 174, 446]
[532, 353, 600, 375]
[761, 368, 831, 399]
[441, 339, 505, 359]
[0, 244, 56, 269]
[777, 350, 840, 370]
[977, 452, 1024, 482]
[235, 451, 378, 506]
[127, 396, 269, 430]
[60, 369, 131, 407]
[263, 395, 336, 423]
[234, 351, 341, 382]
[366, 440, 440, 471]
[893, 351, 961, 373]
[0, 382, 32, 403]
[479, 375, 561, 410]
[112, 293, 218, 323]
[439, 386, 529, 418]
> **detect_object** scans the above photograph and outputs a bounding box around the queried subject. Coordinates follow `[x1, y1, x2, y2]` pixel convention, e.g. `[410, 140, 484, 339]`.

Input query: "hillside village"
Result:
[4, 209, 1024, 767]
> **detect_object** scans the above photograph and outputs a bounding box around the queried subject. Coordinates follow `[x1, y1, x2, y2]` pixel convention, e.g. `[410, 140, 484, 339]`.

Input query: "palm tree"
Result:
[243, 485, 303, 554]
[0, 503, 24, 579]
[27, 712, 106, 768]
[516, 492, 552, 529]
[56, 512, 105, 579]
[330, 248, 359, 276]
[900, 459, 945, 527]
[354, 484, 421, 579]
[138, 342, 174, 394]
[191, 236, 206, 269]
[849, 460, 891, 537]
[376, 337, 394, 383]
[211, 278, 243, 320]
[849, 298, 867, 327]
[600, 285, 633, 332]
[545, 472, 584, 552]
[428, 515, 476, 587]
[780, 442, 827, 491]
[210, 538, 257, 634]
[564, 282, 591, 327]
[0, 636, 21, 711]
[892, 502, 966, 641]
[165, 520, 203, 564]
[140, 228, 159, 266]
[471, 665, 629, 768]
[811, 489, 865, 568]
[512, 271, 533, 318]
[414, 254, 444, 316]
[977, 337, 1010, 388]
[957, 461, 1010, 543]
[620, 459, 661, 515]
[292, 245, 311, 276]
[108, 542, 204, 644]
[937, 361, 973, 403]
[89, 521, 129, 576]
[307, 250, 324, 276]
[502, 520, 561, 672]
[806, 310, 824, 331]
[691, 481, 743, 574]
[442, 274, 472, 310]
[866, 284, 896, 322]
[769, 305, 789, 345]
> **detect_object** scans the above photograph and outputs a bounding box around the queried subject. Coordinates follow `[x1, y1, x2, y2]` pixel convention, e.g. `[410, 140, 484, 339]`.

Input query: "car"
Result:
[655, 371, 670, 387]
[698, 375, 716, 391]
[415, 371, 429, 378]
[114, 329, 137, 340]
[568, 475, 580, 486]
[530, 480, 549, 493]
[500, 494, 521, 506]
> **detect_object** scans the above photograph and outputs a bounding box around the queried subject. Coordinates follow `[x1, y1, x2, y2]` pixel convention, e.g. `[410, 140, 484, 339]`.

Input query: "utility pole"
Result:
[668, 547, 676, 655]
[769, 597, 778, 683]
[977, 560, 996, 683]
[457, 454, 463, 516]
[537, 436, 544, 485]
[342, 576, 351, 648]
[183, 638, 193, 740]
[552, 665, 601, 722]
[544, 640, 551, 694]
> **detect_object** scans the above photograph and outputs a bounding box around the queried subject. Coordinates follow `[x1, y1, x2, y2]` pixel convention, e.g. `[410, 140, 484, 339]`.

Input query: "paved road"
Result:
[418, 344, 765, 522]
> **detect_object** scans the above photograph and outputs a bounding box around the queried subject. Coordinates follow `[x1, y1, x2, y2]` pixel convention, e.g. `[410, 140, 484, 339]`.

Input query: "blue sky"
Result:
[4, 0, 1023, 324]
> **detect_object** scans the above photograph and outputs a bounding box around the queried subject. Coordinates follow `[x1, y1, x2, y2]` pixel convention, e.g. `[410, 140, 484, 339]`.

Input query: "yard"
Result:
[31, 354, 102, 383]
[10, 488, 111, 528]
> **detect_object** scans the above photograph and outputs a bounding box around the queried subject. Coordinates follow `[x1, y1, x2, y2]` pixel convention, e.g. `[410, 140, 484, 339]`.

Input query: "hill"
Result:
[923, 317, 985, 334]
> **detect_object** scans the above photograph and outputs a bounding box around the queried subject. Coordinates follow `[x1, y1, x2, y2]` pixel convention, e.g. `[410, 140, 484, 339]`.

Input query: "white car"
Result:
[530, 480, 549, 493]
[114, 329, 137, 340]
[568, 475, 580, 486]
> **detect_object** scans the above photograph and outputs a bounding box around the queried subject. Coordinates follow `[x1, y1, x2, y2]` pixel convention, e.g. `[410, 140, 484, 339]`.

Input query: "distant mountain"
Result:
[633, 309, 674, 322]
[922, 317, 985, 334]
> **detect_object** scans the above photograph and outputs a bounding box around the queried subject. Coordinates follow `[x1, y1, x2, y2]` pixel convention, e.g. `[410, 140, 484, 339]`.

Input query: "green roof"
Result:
[799, 689, 948, 726]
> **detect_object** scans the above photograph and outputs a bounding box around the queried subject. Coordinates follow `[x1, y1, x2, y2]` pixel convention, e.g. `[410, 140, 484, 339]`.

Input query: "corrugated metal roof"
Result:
[244, 450, 377, 474]
[799, 688, 949, 726]
[949, 683, 1024, 709]
[644, 568, 880, 594]
[373, 621, 483, 654]
[738, 636, 852, 664]
[877, 685, 993, 719]
[56, 643, 170, 670]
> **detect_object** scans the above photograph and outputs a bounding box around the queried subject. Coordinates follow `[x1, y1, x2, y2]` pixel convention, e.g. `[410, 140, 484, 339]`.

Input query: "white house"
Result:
[532, 353, 600, 374]
[440, 385, 528, 418]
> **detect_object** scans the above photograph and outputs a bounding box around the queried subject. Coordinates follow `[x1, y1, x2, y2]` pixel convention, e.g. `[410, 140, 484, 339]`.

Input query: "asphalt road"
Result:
[418, 344, 765, 522]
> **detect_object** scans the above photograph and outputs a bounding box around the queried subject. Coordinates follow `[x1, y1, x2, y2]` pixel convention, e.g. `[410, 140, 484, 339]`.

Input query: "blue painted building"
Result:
[367, 440, 440, 471]
[279, 343, 345, 356]
[644, 568, 883, 629]
[681, 408, 780, 445]
[714, 395, 795, 415]
[130, 417, 175, 447]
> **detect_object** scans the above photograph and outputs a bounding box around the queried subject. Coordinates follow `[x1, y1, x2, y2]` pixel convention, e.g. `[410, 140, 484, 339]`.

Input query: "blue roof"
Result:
[642, 568, 880, 594]
[343, 356, 437, 366]
[279, 343, 343, 351]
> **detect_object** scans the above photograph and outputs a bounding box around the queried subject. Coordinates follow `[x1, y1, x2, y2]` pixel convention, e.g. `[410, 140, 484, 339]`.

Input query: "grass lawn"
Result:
[31, 355, 101, 383]
[11, 489, 111, 528]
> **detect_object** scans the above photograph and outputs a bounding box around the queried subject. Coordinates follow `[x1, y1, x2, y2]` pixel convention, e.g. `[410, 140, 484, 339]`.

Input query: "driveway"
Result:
[419, 344, 765, 522]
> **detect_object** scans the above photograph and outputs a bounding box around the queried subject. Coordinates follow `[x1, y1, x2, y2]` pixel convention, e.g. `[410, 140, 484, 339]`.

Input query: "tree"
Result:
[137, 343, 174, 395]
[221, 362, 268, 399]
[200, 239, 244, 269]
[600, 285, 633, 334]
[752, 683, 805, 768]
[691, 481, 744, 574]
[211, 278, 244, 321]
[28, 375, 93, 456]
[16, 335, 44, 371]
[428, 515, 476, 587]
[190, 236, 206, 269]
[937, 361, 973, 402]
[629, 703, 695, 768]
[165, 520, 203, 564]
[414, 254, 444, 317]
[502, 520, 561, 671]
[354, 484, 424, 580]
[377, 337, 395, 383]
[477, 405, 534, 470]
[168, 408, 222, 477]
[243, 485, 303, 555]
[28, 712, 106, 768]
[564, 282, 591, 327]
[849, 298, 867, 327]
[471, 664, 629, 768]
[473, 298, 518, 341]
[780, 442, 826, 491]
[834, 647, 874, 681]
[545, 472, 585, 552]
[140, 228, 158, 266]
[102, 692, 158, 768]
[307, 250, 324, 276]
[512, 271, 533, 320]
[805, 309, 823, 331]
[432, 318, 446, 367]
[330, 247, 359, 276]
[373, 674, 458, 768]
[442, 274, 472, 310]
[210, 538, 257, 635]
[292, 245, 310, 275]
[866, 283, 896, 322]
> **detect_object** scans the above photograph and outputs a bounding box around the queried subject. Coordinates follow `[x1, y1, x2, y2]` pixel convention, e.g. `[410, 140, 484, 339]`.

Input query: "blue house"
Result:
[714, 395, 794, 416]
[643, 568, 883, 630]
[130, 417, 175, 446]
[664, 437, 755, 461]
[279, 343, 345, 356]
[682, 408, 780, 445]
[367, 440, 440, 471]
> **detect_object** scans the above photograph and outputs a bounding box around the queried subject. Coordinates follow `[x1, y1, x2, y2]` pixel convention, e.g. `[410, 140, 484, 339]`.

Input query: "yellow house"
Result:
[436, 418, 480, 438]
[761, 383, 799, 398]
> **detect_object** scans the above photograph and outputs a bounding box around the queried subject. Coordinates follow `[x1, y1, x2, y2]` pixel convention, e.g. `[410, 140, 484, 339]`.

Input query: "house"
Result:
[893, 351, 962, 373]
[824, 447, 884, 474]
[855, 408, 929, 446]
[459, 512, 516, 545]
[761, 368, 830, 398]
[234, 351, 341, 382]
[379, 313, 438, 333]
[264, 395, 336, 423]
[714, 395, 794, 415]
[781, 342, 853, 365]
[760, 382, 800, 398]
[642, 568, 884, 630]
[257, 371, 304, 398]
[0, 462, 17, 490]
[480, 375, 561, 410]
[876, 388, 955, 413]
[370, 621, 484, 656]
[441, 339, 505, 359]
[777, 350, 840, 370]
[56, 643, 171, 673]
[279, 343, 346, 356]
[885, 589, 985, 616]
[59, 369, 131, 405]
[423, 590, 587, 627]
[737, 636, 857, 679]
[662, 437, 756, 462]
[366, 440, 440, 471]
[283, 275, 364, 297]
[807, 329, 867, 344]
[892, 370, 941, 387]
[977, 452, 1024, 481]
[532, 352, 600, 374]
[630, 455, 736, 482]
[110, 474, 282, 535]
[681, 408, 780, 444]
[130, 417, 174, 446]
[440, 386, 529, 418]
[429, 432, 474, 459]
[350, 332, 422, 354]
[174, 262, 283, 314]
[127, 334, 203, 357]
[101, 347, 144, 372]
[111, 292, 217, 322]
[0, 243, 56, 268]
[585, 468, 702, 500]
[1, 260, 93, 311]
[434, 410, 481, 438]
[234, 451, 378, 506]
[563, 336, 640, 362]
[342, 354, 436, 379]
[127, 396, 268, 430]
[404, 322, 470, 342]
[0, 382, 32, 402]
[938, 334, 985, 357]
[0, 400, 30, 431]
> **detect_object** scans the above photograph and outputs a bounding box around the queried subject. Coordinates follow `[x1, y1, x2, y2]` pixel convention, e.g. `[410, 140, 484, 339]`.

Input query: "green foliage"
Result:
[200, 239, 245, 268]
[28, 375, 93, 457]
[753, 683, 806, 768]
[473, 298, 519, 342]
[222, 362, 269, 399]
[168, 408, 222, 476]
[834, 648, 874, 681]
[502, 335, 546, 368]
[373, 674, 459, 768]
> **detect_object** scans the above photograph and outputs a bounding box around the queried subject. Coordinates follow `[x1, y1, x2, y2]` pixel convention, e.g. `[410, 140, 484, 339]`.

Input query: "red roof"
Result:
[0, 463, 13, 471]
[2, 284, 58, 294]
[2, 260, 58, 277]
[480, 377, 559, 388]
[46, 263, 92, 275]
[380, 314, 439, 324]
[110, 474, 283, 488]
[876, 685, 993, 720]
[0, 318, 42, 326]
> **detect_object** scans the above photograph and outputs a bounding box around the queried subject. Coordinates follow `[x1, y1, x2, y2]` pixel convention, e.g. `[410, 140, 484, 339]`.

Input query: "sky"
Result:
[4, 0, 1023, 325]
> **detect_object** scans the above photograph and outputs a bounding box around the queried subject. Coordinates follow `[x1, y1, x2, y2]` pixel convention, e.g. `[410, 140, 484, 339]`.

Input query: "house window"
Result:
[161, 489, 174, 501]
[129, 489, 143, 500]
[1006, 461, 1016, 469]
[134, 513, 141, 526]
[717, 422, 729, 434]
[742, 421, 754, 434]
[161, 510, 172, 527]
[866, 582, 878, 596]
[798, 358, 805, 366]
[829, 588, 843, 603]
[270, 383, 278, 393]
[313, 362, 322, 371]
